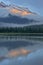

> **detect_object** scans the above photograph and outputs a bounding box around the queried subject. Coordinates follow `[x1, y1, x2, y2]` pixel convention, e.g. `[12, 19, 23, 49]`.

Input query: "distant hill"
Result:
[0, 14, 38, 24]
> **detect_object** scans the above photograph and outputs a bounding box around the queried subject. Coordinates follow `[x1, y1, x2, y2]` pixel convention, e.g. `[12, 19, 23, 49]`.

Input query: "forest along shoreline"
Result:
[0, 24, 43, 36]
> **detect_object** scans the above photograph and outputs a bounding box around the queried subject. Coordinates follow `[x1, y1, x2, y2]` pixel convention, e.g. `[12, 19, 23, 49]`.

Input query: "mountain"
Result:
[0, 1, 43, 27]
[0, 14, 38, 24]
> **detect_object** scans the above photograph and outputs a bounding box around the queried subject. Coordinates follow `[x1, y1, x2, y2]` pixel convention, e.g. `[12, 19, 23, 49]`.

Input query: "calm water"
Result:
[0, 36, 43, 65]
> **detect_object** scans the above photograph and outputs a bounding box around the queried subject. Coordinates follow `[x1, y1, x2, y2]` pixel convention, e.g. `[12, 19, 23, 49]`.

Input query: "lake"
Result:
[0, 35, 43, 65]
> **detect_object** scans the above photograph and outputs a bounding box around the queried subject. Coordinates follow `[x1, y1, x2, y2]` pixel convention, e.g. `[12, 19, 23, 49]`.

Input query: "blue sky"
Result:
[0, 0, 43, 16]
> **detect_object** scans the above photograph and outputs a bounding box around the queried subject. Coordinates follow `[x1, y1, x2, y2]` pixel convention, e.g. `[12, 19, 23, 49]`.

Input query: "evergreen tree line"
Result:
[0, 25, 43, 33]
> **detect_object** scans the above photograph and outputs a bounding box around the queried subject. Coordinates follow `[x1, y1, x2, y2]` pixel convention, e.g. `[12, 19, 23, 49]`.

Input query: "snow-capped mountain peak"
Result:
[0, 2, 43, 27]
[9, 5, 36, 16]
[0, 1, 36, 16]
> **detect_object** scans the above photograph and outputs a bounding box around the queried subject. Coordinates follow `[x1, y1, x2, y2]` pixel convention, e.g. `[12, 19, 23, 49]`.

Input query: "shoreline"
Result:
[0, 33, 43, 36]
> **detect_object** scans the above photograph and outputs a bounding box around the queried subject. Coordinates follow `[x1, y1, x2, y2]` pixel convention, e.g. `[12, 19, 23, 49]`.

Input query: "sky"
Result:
[0, 0, 43, 16]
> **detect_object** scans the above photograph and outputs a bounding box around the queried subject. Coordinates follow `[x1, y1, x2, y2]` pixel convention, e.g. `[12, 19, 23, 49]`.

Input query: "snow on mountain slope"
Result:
[0, 1, 37, 17]
[0, 2, 8, 7]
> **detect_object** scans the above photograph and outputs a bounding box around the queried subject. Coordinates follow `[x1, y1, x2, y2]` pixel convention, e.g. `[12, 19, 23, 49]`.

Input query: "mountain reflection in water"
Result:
[0, 36, 43, 65]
